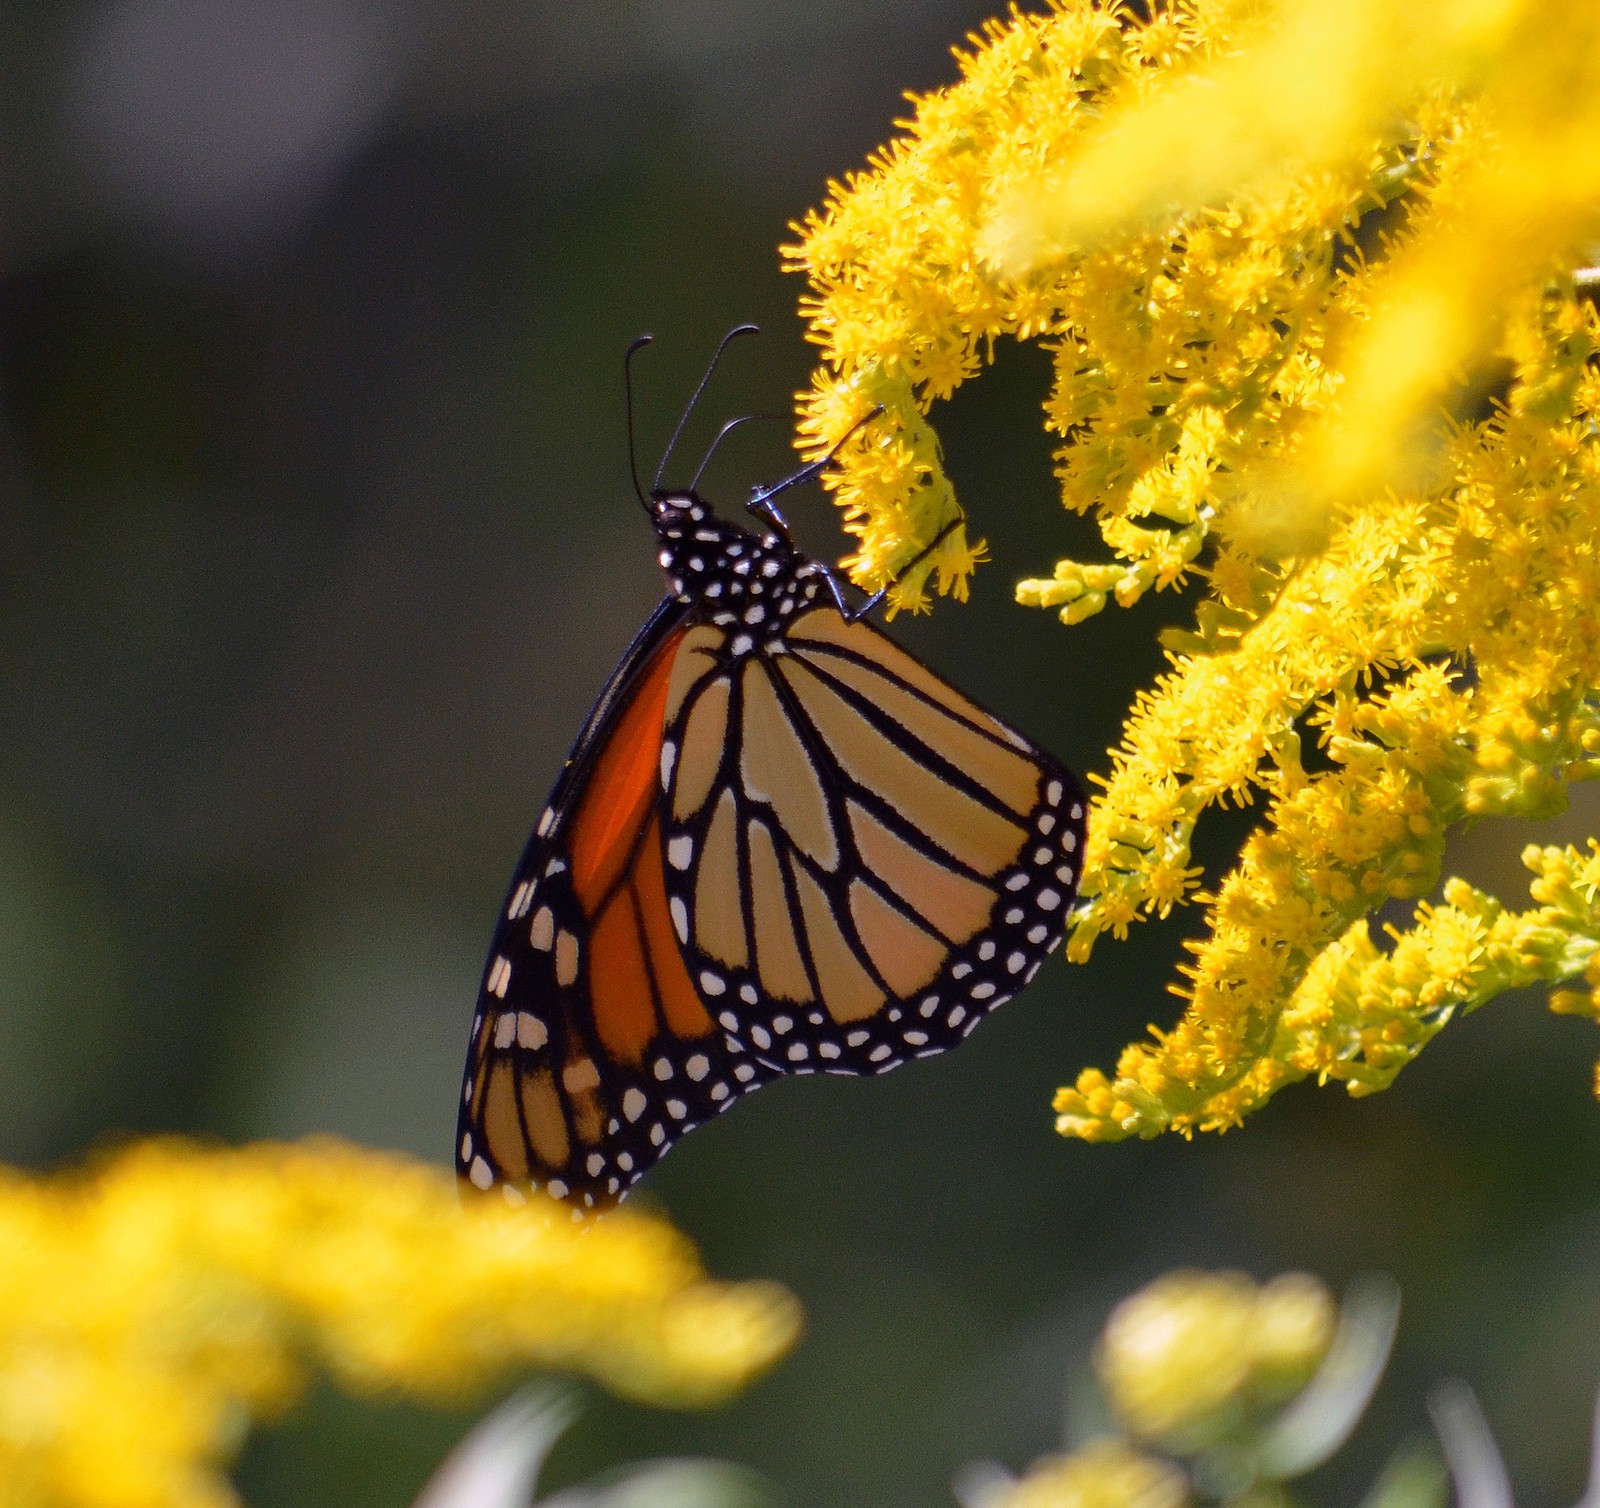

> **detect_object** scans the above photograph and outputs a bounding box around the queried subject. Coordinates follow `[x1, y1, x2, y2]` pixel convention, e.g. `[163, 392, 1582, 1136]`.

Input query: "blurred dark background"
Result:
[3, 3, 1599, 1505]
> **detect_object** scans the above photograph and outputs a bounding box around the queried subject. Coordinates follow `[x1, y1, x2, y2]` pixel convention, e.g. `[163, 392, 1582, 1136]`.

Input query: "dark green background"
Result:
[3, 4, 1598, 1504]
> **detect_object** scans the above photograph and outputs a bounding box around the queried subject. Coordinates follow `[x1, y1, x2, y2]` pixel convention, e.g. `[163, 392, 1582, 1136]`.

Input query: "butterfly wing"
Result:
[457, 599, 772, 1210]
[659, 605, 1086, 1073]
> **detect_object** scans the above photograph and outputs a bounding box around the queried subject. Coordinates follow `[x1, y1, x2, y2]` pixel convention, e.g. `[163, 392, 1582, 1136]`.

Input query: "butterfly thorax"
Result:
[651, 491, 828, 634]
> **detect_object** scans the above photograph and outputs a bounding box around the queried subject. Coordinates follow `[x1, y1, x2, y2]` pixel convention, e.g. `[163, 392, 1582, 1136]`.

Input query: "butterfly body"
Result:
[654, 492, 831, 625]
[459, 437, 1085, 1212]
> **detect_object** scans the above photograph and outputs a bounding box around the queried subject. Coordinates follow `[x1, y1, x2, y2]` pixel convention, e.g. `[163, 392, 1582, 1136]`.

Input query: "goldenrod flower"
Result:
[1095, 1271, 1334, 1450]
[0, 1138, 799, 1508]
[786, 0, 1600, 1138]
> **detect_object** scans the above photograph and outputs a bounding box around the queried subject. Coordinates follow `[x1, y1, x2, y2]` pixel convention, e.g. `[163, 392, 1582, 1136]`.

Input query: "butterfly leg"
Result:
[820, 515, 964, 624]
[744, 405, 885, 540]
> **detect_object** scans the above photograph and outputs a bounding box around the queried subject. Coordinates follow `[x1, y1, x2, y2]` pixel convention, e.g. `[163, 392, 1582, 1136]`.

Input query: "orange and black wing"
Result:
[457, 602, 772, 1210]
[659, 605, 1086, 1073]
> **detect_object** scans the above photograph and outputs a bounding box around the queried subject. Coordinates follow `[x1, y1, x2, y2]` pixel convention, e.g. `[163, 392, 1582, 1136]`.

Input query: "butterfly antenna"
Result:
[689, 412, 778, 493]
[625, 334, 654, 514]
[653, 323, 760, 493]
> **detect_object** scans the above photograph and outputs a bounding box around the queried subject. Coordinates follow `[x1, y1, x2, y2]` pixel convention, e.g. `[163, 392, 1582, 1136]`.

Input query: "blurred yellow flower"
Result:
[786, 0, 1600, 1139]
[987, 1440, 1190, 1508]
[959, 1269, 1402, 1508]
[0, 1137, 799, 1508]
[1096, 1271, 1334, 1449]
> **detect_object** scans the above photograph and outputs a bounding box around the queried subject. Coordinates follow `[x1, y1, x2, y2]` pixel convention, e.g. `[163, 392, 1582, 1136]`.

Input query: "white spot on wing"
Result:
[555, 930, 580, 986]
[487, 955, 511, 998]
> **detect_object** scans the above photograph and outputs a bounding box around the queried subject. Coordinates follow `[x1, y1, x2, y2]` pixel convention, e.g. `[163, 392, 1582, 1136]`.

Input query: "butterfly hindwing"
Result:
[660, 604, 1087, 1075]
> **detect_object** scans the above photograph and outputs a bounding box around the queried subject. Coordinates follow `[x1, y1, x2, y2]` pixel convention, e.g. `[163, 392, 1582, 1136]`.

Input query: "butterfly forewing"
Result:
[457, 609, 774, 1210]
[660, 604, 1087, 1076]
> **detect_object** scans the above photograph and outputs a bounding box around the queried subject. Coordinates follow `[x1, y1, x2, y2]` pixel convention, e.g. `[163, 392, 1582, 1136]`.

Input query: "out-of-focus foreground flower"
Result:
[0, 1137, 799, 1508]
[785, 0, 1600, 1140]
[1095, 1270, 1334, 1452]
[959, 1269, 1406, 1508]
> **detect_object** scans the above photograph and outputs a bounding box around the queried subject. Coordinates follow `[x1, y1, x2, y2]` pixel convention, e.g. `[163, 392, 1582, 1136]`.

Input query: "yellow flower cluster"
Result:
[786, 0, 1600, 1137]
[0, 1138, 799, 1508]
[1095, 1270, 1334, 1449]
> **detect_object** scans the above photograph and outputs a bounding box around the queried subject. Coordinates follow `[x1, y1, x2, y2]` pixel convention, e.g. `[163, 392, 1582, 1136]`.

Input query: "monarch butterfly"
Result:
[457, 329, 1086, 1210]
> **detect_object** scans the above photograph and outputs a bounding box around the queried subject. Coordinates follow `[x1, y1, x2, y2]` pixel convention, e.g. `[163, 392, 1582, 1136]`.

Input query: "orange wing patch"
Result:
[460, 618, 758, 1211]
[570, 624, 686, 913]
[566, 623, 716, 1067]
